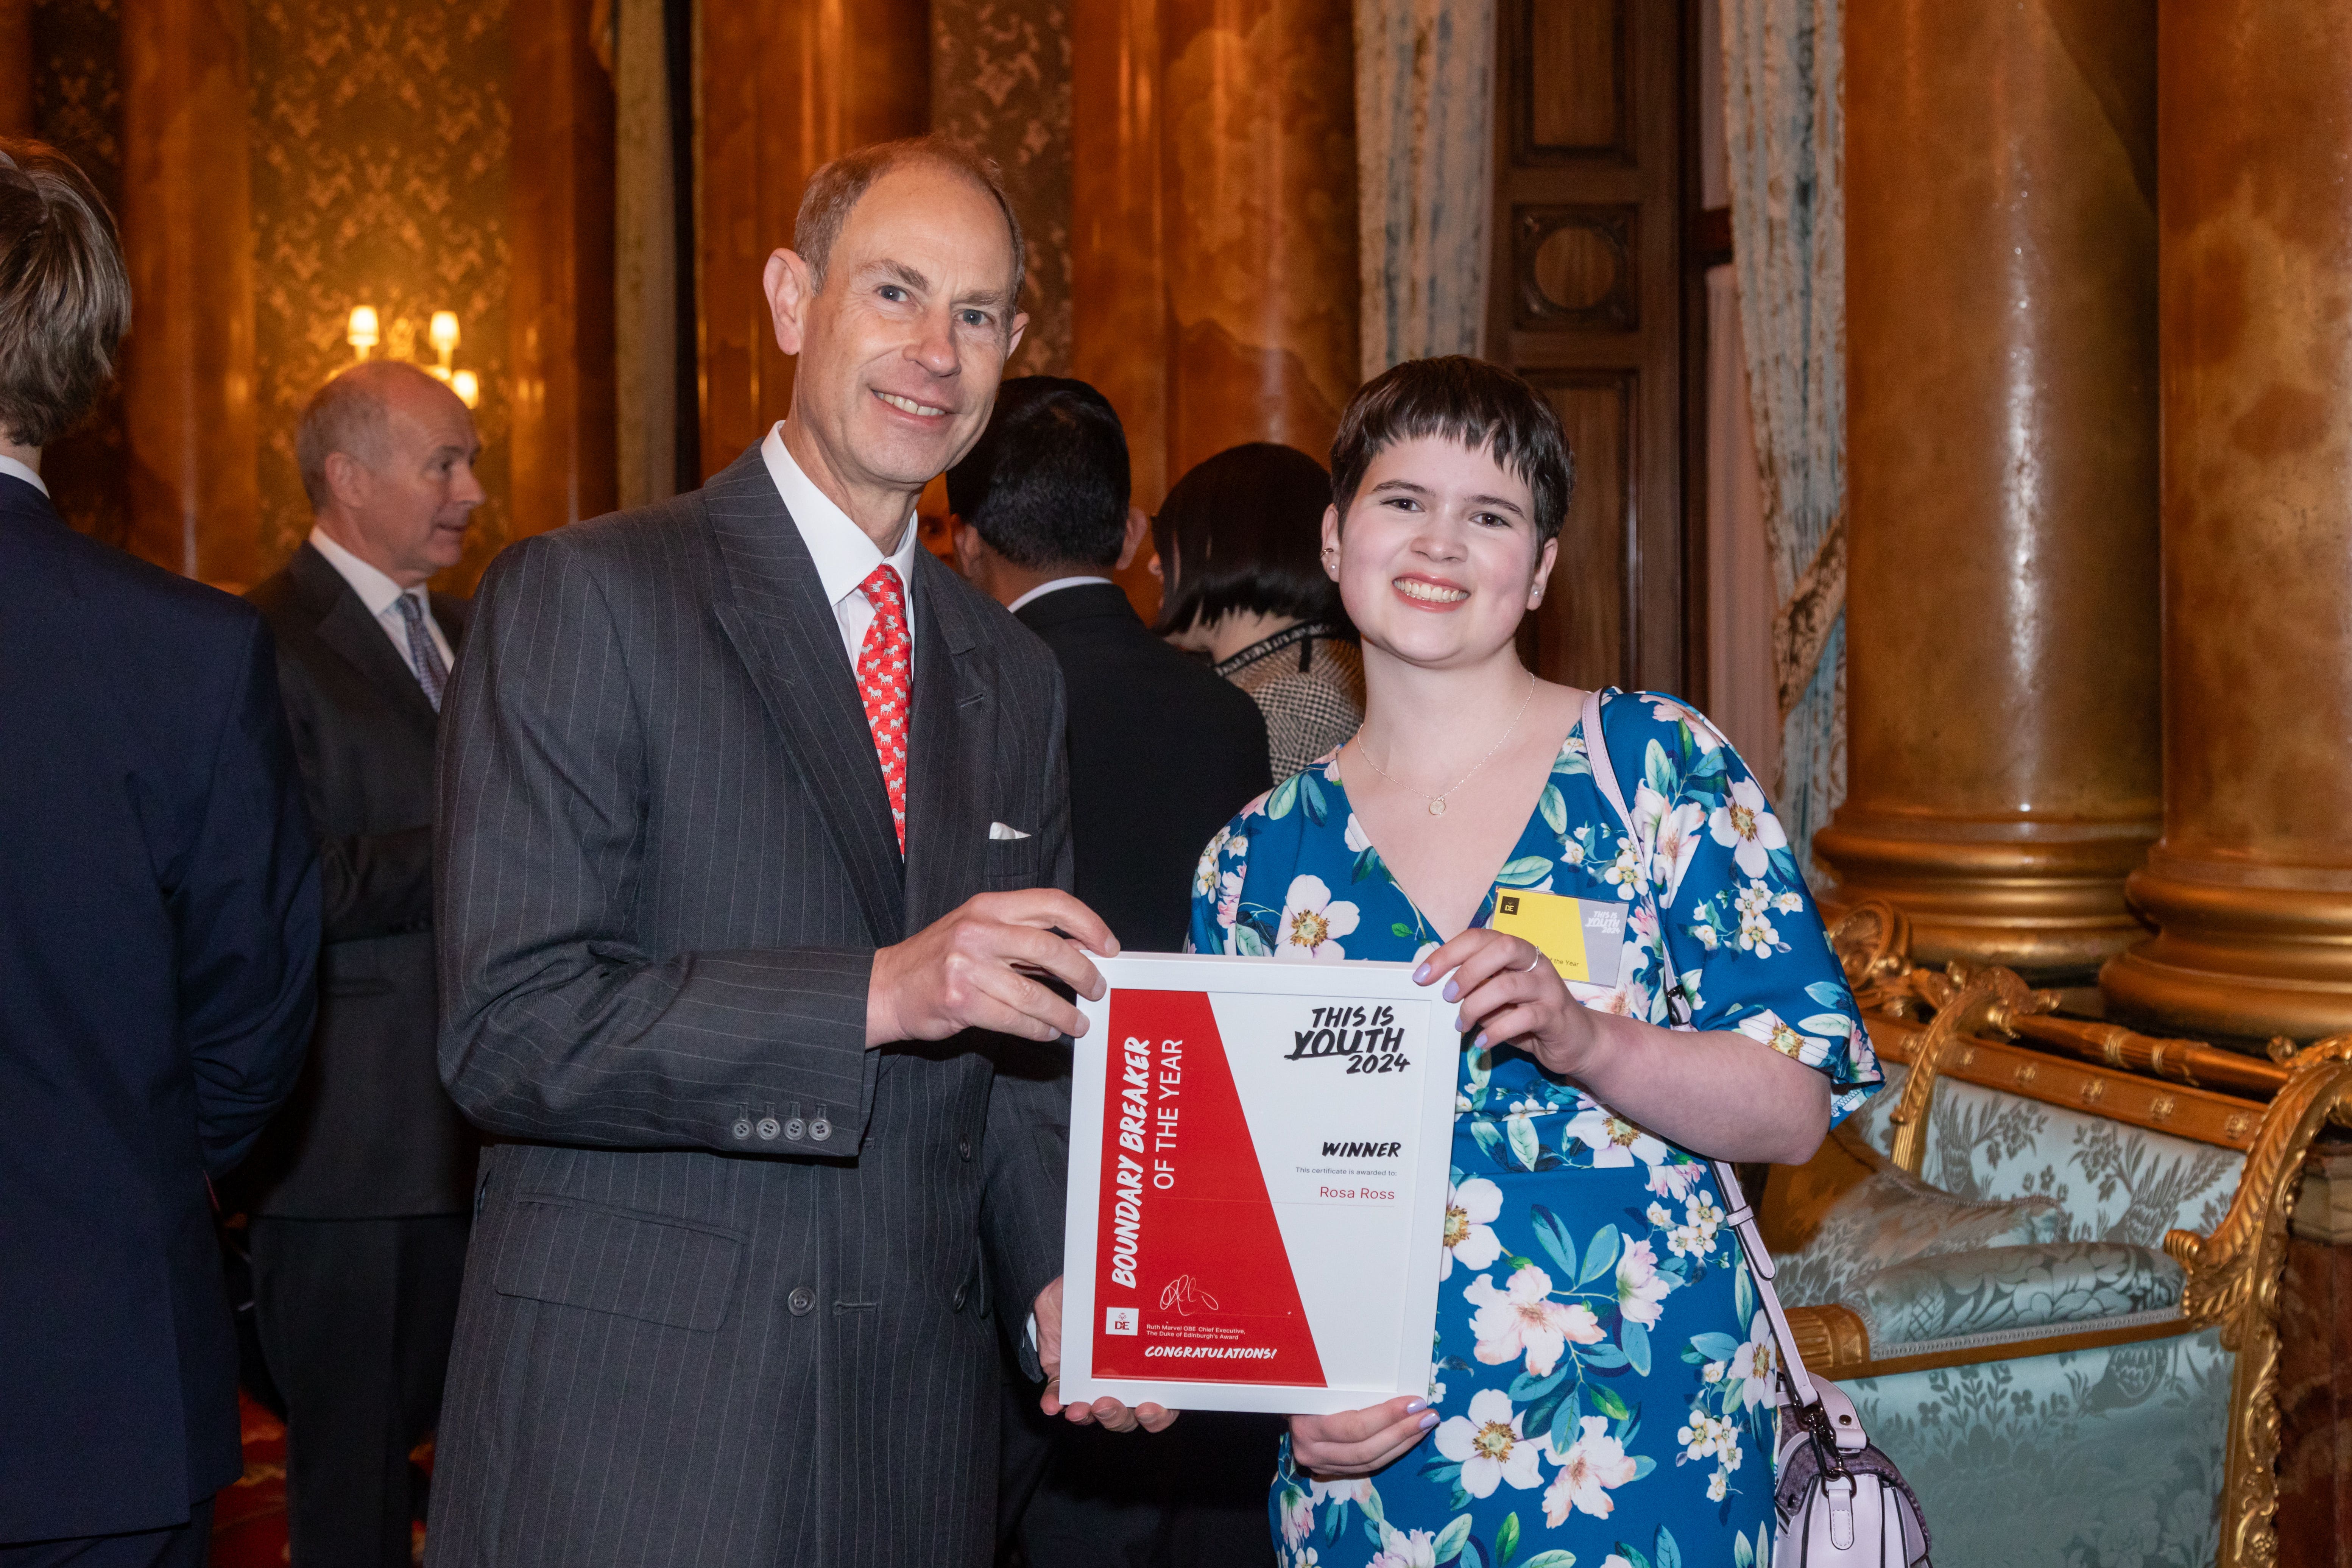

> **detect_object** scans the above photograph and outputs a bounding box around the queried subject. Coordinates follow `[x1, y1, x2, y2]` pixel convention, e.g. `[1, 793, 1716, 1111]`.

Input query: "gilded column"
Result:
[1158, 0, 1358, 480]
[2101, 0, 2352, 1041]
[510, 0, 618, 539]
[698, 0, 929, 477]
[117, 0, 261, 586]
[1814, 0, 2160, 979]
[1071, 0, 1167, 508]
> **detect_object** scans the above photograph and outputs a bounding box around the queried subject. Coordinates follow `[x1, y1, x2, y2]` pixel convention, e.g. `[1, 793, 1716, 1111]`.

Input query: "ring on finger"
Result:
[1517, 951, 1545, 974]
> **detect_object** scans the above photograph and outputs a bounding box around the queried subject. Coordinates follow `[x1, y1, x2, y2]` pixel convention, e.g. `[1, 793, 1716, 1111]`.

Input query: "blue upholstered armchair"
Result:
[1761, 905, 2350, 1568]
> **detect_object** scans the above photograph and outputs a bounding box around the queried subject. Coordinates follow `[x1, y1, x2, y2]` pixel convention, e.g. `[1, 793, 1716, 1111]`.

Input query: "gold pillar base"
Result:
[2099, 854, 2352, 1044]
[1813, 810, 2155, 980]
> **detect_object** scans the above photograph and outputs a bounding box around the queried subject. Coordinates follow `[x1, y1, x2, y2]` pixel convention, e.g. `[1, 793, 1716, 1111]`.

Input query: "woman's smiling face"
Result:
[1324, 433, 1557, 670]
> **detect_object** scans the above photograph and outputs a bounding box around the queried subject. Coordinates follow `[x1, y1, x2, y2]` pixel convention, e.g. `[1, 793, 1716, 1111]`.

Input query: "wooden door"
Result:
[1490, 0, 1688, 696]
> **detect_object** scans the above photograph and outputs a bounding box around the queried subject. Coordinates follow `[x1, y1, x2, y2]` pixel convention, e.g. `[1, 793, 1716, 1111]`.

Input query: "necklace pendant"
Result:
[1429, 797, 1447, 817]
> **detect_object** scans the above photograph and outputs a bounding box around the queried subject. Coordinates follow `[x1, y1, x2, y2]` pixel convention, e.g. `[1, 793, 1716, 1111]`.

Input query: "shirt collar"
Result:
[308, 526, 418, 619]
[0, 454, 49, 497]
[1006, 575, 1114, 615]
[760, 422, 921, 606]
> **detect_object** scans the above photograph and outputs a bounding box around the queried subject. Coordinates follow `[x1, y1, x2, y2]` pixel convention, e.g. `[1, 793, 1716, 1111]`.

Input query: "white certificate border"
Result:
[1059, 952, 1455, 1416]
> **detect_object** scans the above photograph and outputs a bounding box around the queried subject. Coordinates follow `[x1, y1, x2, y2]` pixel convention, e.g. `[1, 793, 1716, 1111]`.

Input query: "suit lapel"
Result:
[701, 447, 908, 946]
[293, 545, 441, 730]
[902, 553, 991, 931]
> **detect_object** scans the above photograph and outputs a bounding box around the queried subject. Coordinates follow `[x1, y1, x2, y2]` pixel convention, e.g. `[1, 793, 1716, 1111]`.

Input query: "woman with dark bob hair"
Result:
[1187, 357, 1881, 1568]
[1153, 441, 1367, 777]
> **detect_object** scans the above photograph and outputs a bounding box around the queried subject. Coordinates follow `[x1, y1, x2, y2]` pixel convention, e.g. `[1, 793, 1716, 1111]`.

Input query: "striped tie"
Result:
[394, 592, 448, 711]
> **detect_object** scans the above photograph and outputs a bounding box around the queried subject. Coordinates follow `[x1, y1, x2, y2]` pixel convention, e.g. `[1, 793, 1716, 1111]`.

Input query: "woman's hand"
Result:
[1288, 1396, 1439, 1479]
[1417, 929, 1592, 1079]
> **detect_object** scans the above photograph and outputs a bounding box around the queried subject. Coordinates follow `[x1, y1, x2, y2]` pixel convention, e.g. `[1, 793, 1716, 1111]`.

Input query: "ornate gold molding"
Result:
[1883, 962, 2060, 1173]
[2165, 1036, 2352, 1568]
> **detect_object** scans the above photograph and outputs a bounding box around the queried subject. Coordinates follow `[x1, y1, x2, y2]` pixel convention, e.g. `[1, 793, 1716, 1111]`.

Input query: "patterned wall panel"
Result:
[930, 0, 1072, 376]
[246, 0, 514, 579]
[32, 0, 129, 548]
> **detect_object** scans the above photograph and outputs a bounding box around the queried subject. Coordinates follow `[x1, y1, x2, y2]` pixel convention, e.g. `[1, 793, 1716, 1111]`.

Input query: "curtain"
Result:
[1354, 0, 1496, 376]
[1721, 0, 1846, 881]
[1704, 263, 1780, 785]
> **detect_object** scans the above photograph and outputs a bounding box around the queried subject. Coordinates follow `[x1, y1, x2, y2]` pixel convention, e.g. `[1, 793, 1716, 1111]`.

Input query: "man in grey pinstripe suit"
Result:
[427, 137, 1169, 1568]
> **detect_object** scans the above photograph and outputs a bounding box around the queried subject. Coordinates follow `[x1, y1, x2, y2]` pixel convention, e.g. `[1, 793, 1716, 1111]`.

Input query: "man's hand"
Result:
[865, 890, 1118, 1048]
[1034, 1275, 1177, 1433]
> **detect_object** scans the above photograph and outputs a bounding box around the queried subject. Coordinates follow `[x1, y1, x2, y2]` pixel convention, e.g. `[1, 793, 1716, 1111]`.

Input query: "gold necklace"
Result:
[1350, 672, 1538, 817]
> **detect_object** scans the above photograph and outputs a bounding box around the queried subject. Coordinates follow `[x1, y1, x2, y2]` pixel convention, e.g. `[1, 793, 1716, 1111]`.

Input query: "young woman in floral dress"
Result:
[1186, 358, 1881, 1568]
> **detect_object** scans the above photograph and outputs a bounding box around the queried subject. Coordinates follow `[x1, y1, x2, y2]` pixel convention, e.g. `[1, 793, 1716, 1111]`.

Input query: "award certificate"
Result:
[1056, 953, 1455, 1415]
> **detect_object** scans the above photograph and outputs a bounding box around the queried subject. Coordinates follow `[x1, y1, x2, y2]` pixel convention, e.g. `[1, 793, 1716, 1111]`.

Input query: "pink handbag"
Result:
[1578, 689, 1931, 1567]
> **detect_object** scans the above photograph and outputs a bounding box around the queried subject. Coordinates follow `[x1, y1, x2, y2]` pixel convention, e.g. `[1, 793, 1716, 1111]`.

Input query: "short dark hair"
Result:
[0, 138, 131, 448]
[1151, 442, 1345, 636]
[1329, 356, 1574, 544]
[296, 360, 465, 511]
[795, 134, 1024, 316]
[946, 376, 1129, 571]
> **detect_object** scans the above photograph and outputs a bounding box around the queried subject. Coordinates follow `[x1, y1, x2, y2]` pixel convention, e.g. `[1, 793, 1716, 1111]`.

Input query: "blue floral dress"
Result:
[1186, 689, 1882, 1568]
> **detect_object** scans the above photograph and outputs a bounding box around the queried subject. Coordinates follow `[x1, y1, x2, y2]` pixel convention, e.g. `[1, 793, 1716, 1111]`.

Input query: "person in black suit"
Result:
[0, 139, 319, 1566]
[235, 360, 485, 1568]
[948, 377, 1277, 1568]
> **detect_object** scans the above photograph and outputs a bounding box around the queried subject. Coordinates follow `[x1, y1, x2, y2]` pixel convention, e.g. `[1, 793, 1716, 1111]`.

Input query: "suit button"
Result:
[809, 1117, 833, 1143]
[756, 1117, 781, 1141]
[952, 1283, 969, 1311]
[730, 1119, 752, 1141]
[784, 1117, 806, 1141]
[958, 1139, 973, 1161]
[788, 1286, 815, 1316]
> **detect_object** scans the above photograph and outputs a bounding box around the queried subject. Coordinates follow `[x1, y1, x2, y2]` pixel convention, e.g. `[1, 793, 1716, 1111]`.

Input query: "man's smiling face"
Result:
[779, 160, 1027, 505]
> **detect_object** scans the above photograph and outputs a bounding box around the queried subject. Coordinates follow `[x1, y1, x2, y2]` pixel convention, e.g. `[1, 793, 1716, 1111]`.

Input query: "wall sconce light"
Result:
[429, 311, 460, 379]
[450, 369, 480, 409]
[346, 305, 380, 360]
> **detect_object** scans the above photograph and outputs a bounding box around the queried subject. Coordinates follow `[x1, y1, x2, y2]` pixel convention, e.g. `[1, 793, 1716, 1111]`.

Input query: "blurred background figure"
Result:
[948, 376, 1277, 1568]
[0, 138, 319, 1567]
[952, 376, 1270, 951]
[1152, 443, 1366, 781]
[231, 360, 485, 1568]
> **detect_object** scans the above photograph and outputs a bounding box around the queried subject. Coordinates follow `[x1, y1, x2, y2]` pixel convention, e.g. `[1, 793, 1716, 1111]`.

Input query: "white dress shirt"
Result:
[308, 527, 454, 678]
[1005, 575, 1113, 615]
[0, 454, 48, 496]
[759, 422, 921, 667]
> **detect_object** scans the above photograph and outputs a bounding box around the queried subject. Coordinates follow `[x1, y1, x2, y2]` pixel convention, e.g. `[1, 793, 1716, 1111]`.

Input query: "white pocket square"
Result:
[988, 822, 1032, 841]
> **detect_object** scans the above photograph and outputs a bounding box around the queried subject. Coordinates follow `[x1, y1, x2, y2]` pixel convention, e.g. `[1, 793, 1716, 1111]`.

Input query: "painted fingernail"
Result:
[1404, 1399, 1429, 1414]
[1453, 1016, 1466, 1033]
[1442, 980, 1460, 1002]
[1418, 1412, 1440, 1430]
[1413, 962, 1431, 983]
[1474, 1032, 1489, 1049]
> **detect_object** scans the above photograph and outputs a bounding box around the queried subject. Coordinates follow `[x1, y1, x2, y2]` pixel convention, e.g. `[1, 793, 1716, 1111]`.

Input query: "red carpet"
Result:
[207, 1394, 427, 1566]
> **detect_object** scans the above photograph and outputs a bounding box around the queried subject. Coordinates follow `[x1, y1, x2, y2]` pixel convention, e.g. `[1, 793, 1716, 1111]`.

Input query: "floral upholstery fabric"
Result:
[1844, 1327, 2230, 1567]
[1847, 1242, 2183, 1354]
[1769, 1158, 2066, 1312]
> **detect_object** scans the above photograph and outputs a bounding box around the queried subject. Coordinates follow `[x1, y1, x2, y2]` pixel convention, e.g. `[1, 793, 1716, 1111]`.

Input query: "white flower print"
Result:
[1192, 838, 1224, 898]
[1278, 1487, 1314, 1548]
[1601, 837, 1647, 901]
[1774, 889, 1804, 914]
[1729, 1309, 1785, 1410]
[1710, 777, 1789, 878]
[1735, 1008, 1838, 1069]
[1651, 800, 1708, 906]
[1542, 1415, 1640, 1524]
[1464, 1264, 1604, 1375]
[1677, 1410, 1741, 1468]
[1274, 874, 1359, 962]
[1646, 1200, 1672, 1228]
[1669, 1191, 1725, 1258]
[1565, 1102, 1669, 1171]
[1343, 813, 1372, 854]
[1368, 1523, 1438, 1568]
[1736, 908, 1780, 956]
[1559, 835, 1587, 867]
[1734, 879, 1773, 918]
[1442, 1177, 1505, 1280]
[1647, 1156, 1702, 1202]
[1707, 1467, 1730, 1502]
[1614, 1237, 1672, 1327]
[1216, 870, 1244, 928]
[1692, 920, 1720, 951]
[1702, 1359, 1727, 1384]
[1640, 694, 1729, 751]
[1433, 1387, 1549, 1498]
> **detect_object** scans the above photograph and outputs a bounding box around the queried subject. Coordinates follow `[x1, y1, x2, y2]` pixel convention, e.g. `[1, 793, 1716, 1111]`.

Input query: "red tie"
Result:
[854, 563, 912, 852]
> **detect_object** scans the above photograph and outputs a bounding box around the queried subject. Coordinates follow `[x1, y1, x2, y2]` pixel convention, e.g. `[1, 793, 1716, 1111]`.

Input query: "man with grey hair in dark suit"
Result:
[426, 135, 1170, 1568]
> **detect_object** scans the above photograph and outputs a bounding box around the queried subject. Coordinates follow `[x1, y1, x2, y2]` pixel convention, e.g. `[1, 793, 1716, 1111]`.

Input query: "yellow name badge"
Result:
[1490, 891, 1627, 986]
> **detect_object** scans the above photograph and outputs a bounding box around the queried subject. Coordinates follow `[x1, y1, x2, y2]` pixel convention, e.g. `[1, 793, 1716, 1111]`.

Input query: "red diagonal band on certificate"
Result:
[1091, 989, 1327, 1386]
